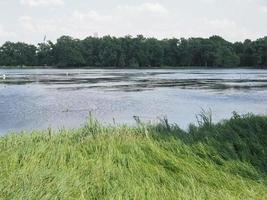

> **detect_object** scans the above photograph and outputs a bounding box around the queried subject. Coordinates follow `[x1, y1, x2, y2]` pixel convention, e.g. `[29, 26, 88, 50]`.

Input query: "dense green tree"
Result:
[253, 37, 267, 66]
[98, 36, 121, 67]
[82, 36, 102, 66]
[239, 39, 261, 66]
[162, 38, 179, 66]
[37, 41, 55, 66]
[209, 36, 240, 67]
[54, 36, 85, 67]
[0, 42, 37, 66]
[145, 38, 164, 67]
[0, 35, 266, 68]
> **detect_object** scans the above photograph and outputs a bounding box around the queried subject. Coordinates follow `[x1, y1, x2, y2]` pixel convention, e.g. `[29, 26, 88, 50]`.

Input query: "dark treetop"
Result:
[0, 35, 266, 68]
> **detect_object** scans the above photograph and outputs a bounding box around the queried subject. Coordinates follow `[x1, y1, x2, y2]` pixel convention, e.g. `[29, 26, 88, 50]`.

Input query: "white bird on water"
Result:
[2, 74, 6, 80]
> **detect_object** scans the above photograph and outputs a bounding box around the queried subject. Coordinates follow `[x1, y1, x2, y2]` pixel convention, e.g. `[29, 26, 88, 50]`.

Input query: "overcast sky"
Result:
[0, 0, 266, 44]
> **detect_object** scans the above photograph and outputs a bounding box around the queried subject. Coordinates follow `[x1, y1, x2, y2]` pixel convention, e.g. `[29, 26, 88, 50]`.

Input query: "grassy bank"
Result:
[1, 113, 267, 199]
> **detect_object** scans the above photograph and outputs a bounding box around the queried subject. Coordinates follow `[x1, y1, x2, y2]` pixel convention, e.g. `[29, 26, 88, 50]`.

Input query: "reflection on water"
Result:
[0, 68, 267, 134]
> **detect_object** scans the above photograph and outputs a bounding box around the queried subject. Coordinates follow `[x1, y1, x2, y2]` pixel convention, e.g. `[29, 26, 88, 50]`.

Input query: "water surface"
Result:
[0, 68, 267, 135]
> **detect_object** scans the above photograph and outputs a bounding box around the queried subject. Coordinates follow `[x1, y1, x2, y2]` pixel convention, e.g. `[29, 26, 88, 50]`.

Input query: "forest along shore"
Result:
[0, 35, 266, 68]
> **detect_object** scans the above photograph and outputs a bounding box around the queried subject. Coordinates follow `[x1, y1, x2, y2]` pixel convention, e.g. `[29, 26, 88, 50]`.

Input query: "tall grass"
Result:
[0, 113, 267, 199]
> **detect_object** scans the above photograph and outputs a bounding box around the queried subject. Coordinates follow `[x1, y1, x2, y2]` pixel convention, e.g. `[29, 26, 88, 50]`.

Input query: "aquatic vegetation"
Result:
[0, 113, 267, 199]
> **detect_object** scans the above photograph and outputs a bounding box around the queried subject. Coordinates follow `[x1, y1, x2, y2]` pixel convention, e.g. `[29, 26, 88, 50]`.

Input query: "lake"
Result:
[0, 68, 267, 135]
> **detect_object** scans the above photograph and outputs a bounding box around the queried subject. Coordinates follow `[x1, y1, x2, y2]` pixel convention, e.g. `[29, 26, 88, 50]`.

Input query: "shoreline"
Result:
[1, 113, 267, 199]
[1, 66, 267, 70]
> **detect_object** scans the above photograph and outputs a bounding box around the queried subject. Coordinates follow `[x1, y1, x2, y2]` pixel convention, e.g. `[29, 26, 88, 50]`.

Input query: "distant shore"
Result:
[1, 66, 267, 70]
[1, 35, 266, 69]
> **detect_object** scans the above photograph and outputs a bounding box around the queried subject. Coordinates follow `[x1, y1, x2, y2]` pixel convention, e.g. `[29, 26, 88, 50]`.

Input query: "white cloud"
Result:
[8, 1, 265, 44]
[17, 11, 114, 41]
[117, 3, 168, 14]
[16, 2, 171, 42]
[19, 16, 58, 34]
[20, 0, 64, 7]
[200, 0, 217, 3]
[198, 18, 258, 41]
[259, 5, 267, 13]
[19, 16, 37, 32]
[205, 18, 237, 30]
[0, 25, 16, 43]
[72, 10, 113, 22]
[0, 26, 10, 37]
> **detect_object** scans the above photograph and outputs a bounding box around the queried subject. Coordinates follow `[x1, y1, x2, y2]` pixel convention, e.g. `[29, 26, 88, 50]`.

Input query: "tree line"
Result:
[0, 35, 266, 68]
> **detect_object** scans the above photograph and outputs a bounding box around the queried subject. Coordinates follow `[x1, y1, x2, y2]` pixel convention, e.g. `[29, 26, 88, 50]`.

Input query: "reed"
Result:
[1, 113, 267, 199]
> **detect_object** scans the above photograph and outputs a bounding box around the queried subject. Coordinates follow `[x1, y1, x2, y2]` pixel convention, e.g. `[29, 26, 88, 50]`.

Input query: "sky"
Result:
[0, 0, 266, 44]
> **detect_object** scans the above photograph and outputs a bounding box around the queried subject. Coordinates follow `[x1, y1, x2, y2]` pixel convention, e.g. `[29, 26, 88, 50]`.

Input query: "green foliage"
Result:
[54, 36, 86, 67]
[0, 42, 37, 66]
[36, 41, 55, 66]
[0, 114, 267, 199]
[0, 35, 267, 67]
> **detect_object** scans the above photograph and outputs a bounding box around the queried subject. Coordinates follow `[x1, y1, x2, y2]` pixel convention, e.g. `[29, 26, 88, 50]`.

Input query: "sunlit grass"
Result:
[0, 113, 267, 199]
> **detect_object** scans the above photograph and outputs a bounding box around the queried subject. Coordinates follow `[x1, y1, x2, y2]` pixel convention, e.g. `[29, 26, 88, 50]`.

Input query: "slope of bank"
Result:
[1, 114, 267, 199]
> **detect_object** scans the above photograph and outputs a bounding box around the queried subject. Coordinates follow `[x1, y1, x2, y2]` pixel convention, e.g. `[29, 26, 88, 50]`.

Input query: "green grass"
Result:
[0, 113, 267, 200]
